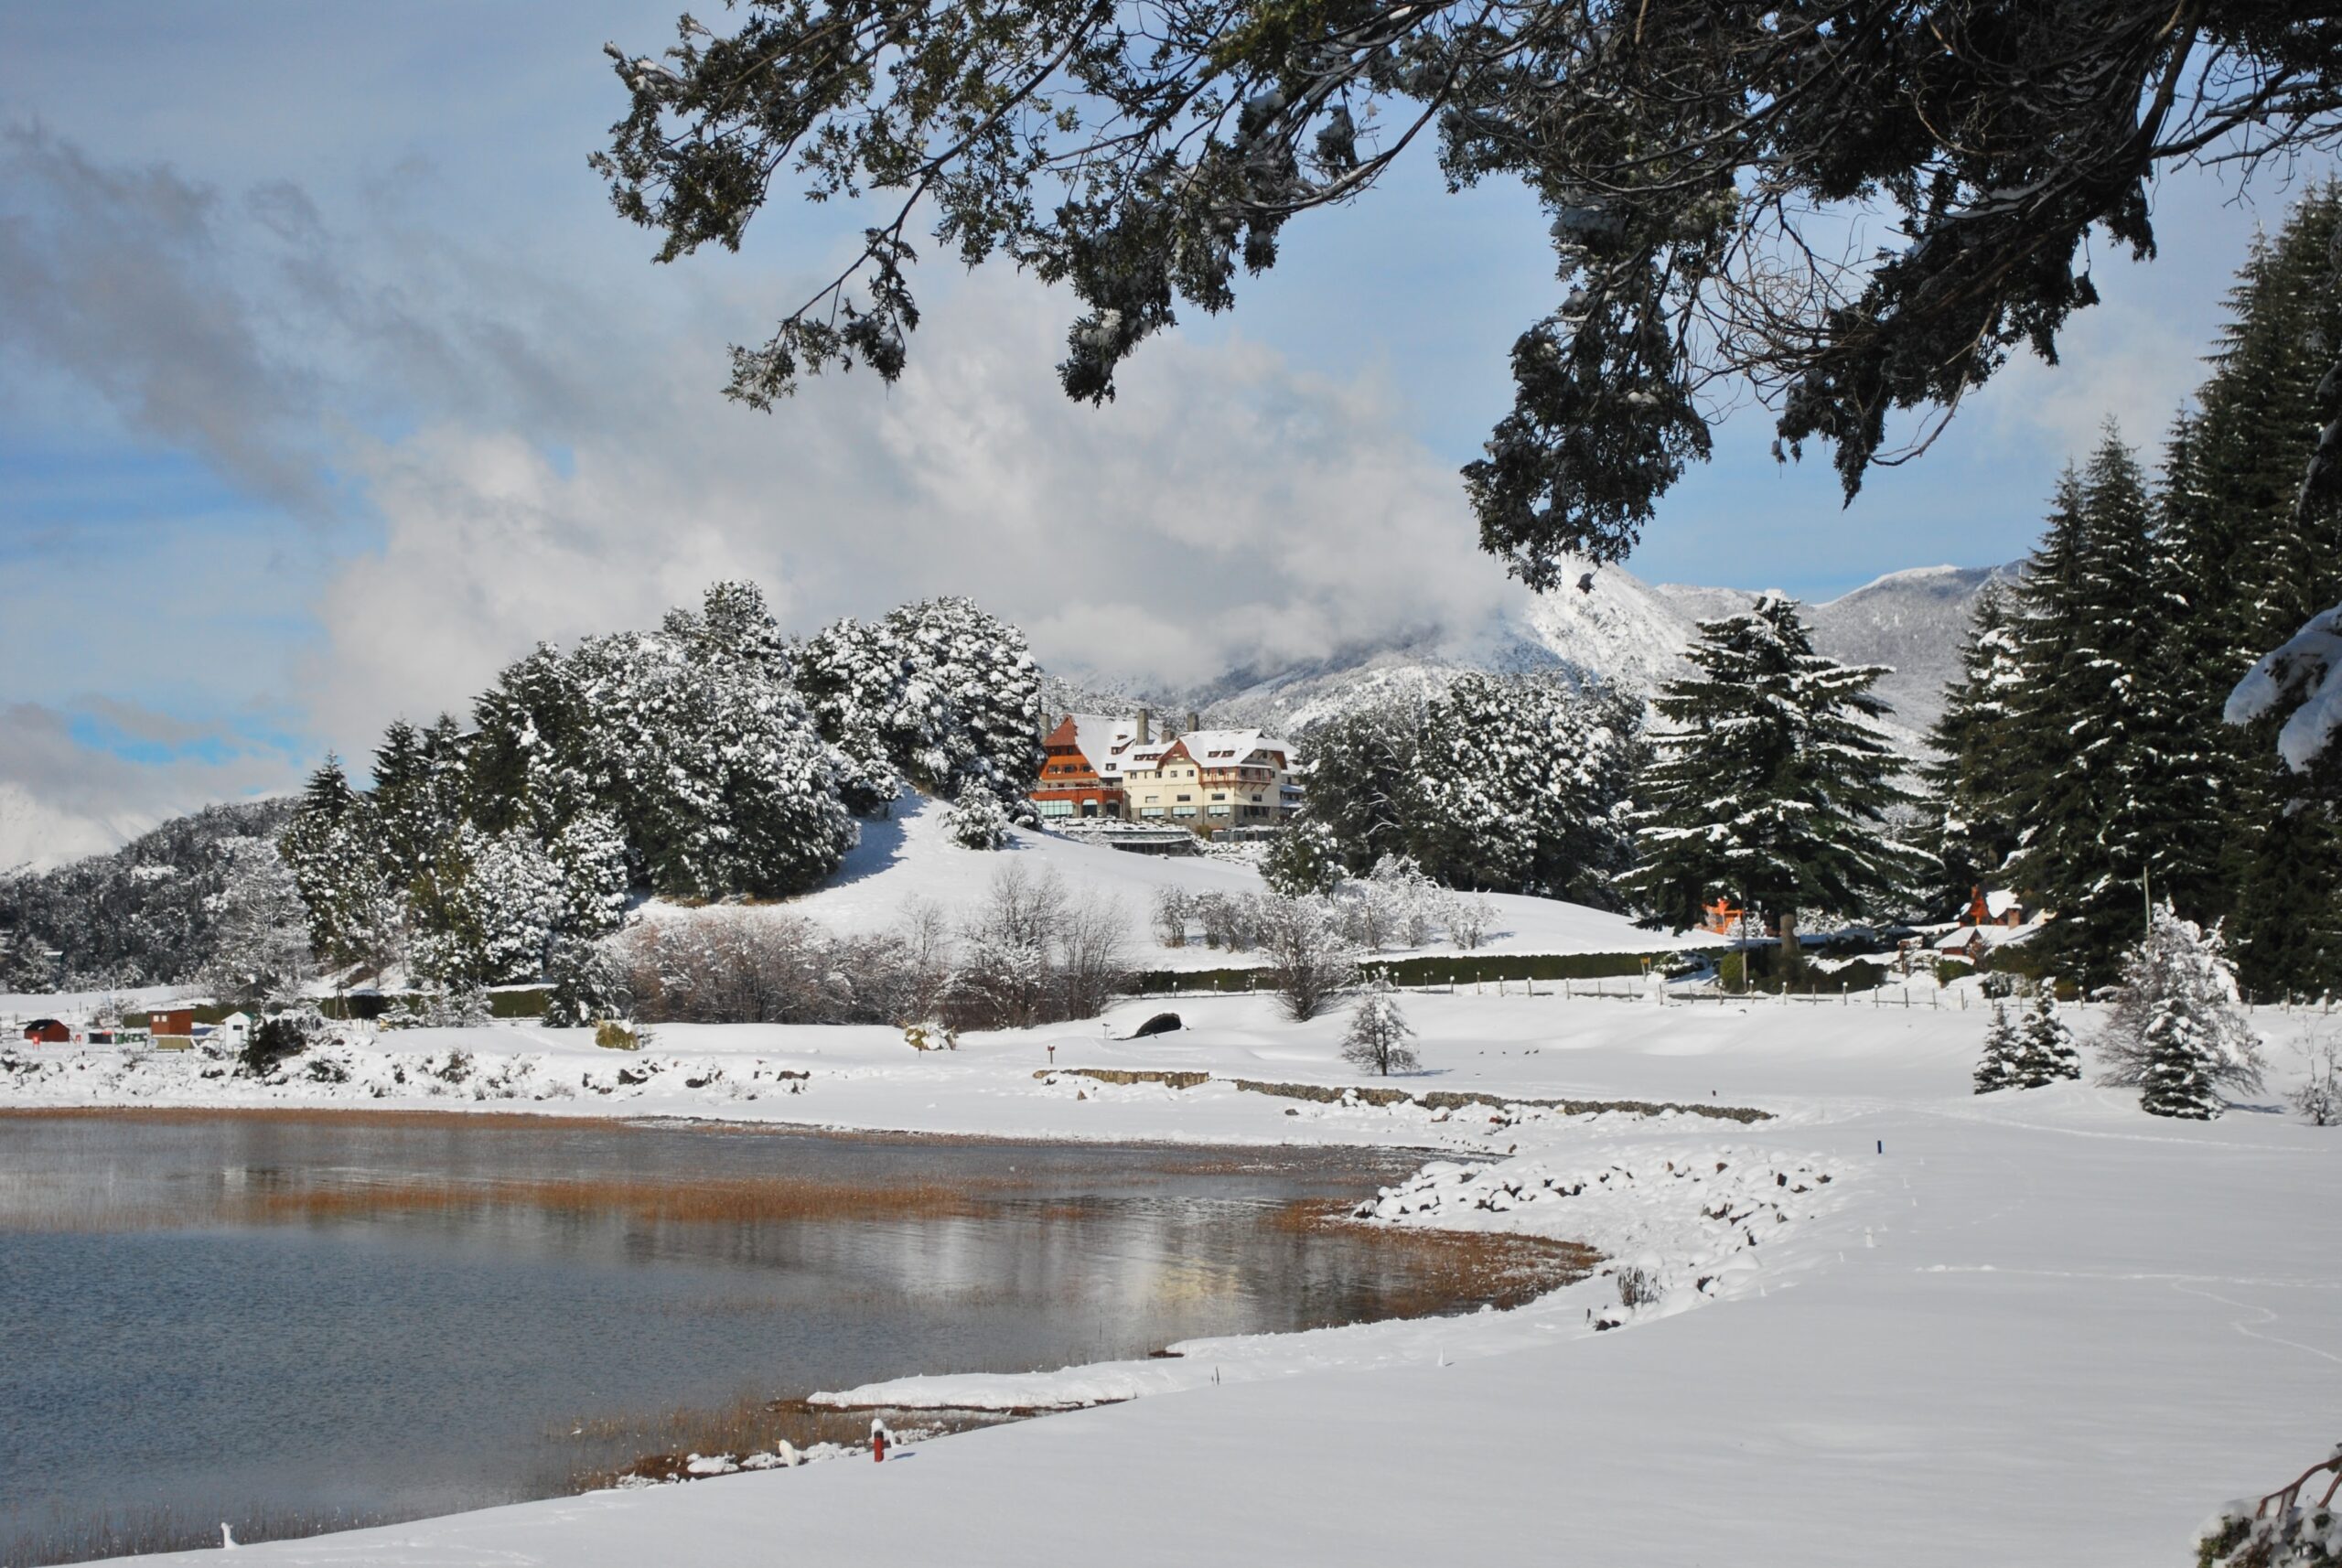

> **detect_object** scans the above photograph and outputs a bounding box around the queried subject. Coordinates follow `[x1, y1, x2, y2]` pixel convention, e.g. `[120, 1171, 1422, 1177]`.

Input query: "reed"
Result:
[241, 1174, 983, 1226]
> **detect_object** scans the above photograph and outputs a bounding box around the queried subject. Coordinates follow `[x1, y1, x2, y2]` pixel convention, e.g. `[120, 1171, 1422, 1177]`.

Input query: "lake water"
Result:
[0, 1113, 1460, 1565]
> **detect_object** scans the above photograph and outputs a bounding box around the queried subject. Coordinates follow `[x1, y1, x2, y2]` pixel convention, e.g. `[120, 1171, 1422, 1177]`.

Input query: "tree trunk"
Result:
[1778, 910, 1804, 979]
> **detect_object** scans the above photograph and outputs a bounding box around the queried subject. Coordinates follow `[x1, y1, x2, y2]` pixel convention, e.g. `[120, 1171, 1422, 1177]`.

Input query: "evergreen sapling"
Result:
[2013, 989, 2082, 1087]
[1973, 1002, 2021, 1094]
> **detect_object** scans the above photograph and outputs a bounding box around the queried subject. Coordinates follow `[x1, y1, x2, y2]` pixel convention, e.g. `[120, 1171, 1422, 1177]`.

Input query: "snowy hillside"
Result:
[736, 793, 1709, 969]
[1163, 559, 2017, 750]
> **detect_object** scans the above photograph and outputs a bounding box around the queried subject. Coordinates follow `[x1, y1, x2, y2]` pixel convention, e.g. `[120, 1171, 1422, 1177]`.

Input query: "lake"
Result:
[0, 1111, 1551, 1565]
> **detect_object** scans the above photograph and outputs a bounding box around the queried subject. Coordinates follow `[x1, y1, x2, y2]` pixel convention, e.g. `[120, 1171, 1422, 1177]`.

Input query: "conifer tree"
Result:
[1920, 581, 2025, 917]
[2168, 187, 2342, 992]
[2094, 908, 2265, 1103]
[2001, 434, 2211, 981]
[2012, 990, 2081, 1088]
[2138, 1000, 2224, 1121]
[1973, 1002, 2020, 1094]
[1625, 596, 1923, 964]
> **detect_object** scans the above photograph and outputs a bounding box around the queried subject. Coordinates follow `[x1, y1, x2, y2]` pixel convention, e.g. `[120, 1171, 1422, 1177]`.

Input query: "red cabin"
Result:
[21, 1018, 70, 1045]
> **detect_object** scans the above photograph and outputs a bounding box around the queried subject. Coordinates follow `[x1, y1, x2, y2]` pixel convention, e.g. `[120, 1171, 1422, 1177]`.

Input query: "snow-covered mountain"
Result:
[1133, 560, 2020, 752]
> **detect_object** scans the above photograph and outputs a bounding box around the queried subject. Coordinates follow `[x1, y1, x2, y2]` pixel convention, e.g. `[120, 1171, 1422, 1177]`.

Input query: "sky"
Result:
[0, 3, 2322, 865]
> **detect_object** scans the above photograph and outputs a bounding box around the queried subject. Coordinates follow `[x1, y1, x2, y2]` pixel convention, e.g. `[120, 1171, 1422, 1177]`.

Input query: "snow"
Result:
[23, 981, 2342, 1567]
[2227, 602, 2342, 771]
[738, 792, 1707, 970]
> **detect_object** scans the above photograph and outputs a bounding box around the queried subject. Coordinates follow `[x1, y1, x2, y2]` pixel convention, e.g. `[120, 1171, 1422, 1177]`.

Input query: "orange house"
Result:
[1031, 716, 1125, 820]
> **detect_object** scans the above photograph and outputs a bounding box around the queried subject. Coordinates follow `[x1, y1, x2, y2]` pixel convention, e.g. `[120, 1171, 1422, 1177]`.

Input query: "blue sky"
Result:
[0, 3, 2316, 862]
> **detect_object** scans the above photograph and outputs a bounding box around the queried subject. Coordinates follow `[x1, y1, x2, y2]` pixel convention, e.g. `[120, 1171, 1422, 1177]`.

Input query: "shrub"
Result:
[945, 791, 1012, 850]
[1615, 1265, 1660, 1310]
[241, 1011, 320, 1077]
[594, 1019, 642, 1051]
[1260, 895, 1358, 1022]
[1340, 980, 1418, 1075]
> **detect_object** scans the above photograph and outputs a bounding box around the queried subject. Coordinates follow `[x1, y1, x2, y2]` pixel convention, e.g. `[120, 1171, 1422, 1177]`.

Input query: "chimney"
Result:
[1135, 708, 1151, 743]
[1185, 710, 1200, 736]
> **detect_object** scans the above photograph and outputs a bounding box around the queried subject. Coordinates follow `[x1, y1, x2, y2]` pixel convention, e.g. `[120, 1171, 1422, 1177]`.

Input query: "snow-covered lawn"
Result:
[15, 988, 2337, 1566]
[687, 792, 1712, 971]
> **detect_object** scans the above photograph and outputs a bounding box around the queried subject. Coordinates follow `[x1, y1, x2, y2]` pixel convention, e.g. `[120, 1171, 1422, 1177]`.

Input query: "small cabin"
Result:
[21, 1018, 70, 1045]
[148, 1007, 197, 1052]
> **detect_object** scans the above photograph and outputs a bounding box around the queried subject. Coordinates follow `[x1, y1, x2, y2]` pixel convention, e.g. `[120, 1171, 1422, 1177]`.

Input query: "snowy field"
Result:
[688, 792, 1715, 971]
[8, 983, 2338, 1567]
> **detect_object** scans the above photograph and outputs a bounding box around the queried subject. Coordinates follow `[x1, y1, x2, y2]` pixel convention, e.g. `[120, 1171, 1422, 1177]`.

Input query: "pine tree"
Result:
[2094, 907, 2265, 1101]
[1341, 977, 1418, 1076]
[2012, 989, 2081, 1088]
[1973, 1002, 2020, 1094]
[278, 756, 400, 976]
[1624, 595, 1925, 962]
[201, 837, 315, 1007]
[1920, 580, 2025, 917]
[2164, 186, 2342, 992]
[2002, 433, 2213, 982]
[2138, 999, 2223, 1120]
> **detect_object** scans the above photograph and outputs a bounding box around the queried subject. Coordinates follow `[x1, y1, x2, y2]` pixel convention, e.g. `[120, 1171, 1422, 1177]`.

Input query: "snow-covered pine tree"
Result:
[1623, 595, 1924, 965]
[543, 933, 627, 1027]
[795, 613, 910, 815]
[1999, 433, 2212, 983]
[1260, 816, 1342, 898]
[1409, 674, 1640, 905]
[945, 790, 1012, 850]
[1973, 1002, 2020, 1094]
[797, 597, 1042, 812]
[278, 756, 401, 976]
[1919, 581, 2025, 917]
[1341, 977, 1419, 1076]
[881, 596, 1044, 807]
[2095, 907, 2265, 1109]
[201, 837, 316, 1008]
[2138, 997, 2223, 1120]
[2012, 989, 2081, 1088]
[406, 824, 566, 989]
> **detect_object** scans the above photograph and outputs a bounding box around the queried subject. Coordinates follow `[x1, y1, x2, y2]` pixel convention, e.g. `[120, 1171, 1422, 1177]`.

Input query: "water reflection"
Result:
[0, 1113, 1475, 1567]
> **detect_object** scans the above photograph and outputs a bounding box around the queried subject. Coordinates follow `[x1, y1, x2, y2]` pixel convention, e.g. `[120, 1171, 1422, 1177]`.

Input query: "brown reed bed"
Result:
[240, 1174, 986, 1226]
[1263, 1197, 1598, 1319]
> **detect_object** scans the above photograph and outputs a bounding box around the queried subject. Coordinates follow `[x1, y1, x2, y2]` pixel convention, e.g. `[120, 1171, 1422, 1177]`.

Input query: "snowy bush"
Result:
[2292, 1037, 2342, 1127]
[1259, 895, 1359, 1022]
[945, 791, 1012, 851]
[1150, 886, 1193, 948]
[1341, 979, 1418, 1076]
[241, 1009, 324, 1077]
[1445, 891, 1496, 951]
[1194, 891, 1262, 952]
[381, 987, 494, 1030]
[2194, 1444, 2342, 1568]
[2095, 908, 2265, 1115]
[613, 911, 921, 1026]
[949, 865, 1130, 1029]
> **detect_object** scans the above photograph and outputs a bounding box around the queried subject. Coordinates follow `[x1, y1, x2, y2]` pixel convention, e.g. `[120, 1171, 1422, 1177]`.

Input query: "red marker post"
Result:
[871, 1421, 888, 1463]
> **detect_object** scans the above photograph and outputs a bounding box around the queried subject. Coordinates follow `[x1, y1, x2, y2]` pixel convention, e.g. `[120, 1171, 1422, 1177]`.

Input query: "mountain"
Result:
[1153, 561, 2019, 751]
[1656, 564, 2023, 741]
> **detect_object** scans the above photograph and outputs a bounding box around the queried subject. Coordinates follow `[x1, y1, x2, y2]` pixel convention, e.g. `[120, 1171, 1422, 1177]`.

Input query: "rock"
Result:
[1132, 1013, 1183, 1038]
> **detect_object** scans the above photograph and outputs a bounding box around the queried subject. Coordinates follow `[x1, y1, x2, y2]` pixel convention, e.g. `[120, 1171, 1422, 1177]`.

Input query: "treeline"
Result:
[1922, 184, 2342, 991]
[1267, 672, 1643, 908]
[278, 584, 1040, 1015]
[0, 800, 294, 992]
